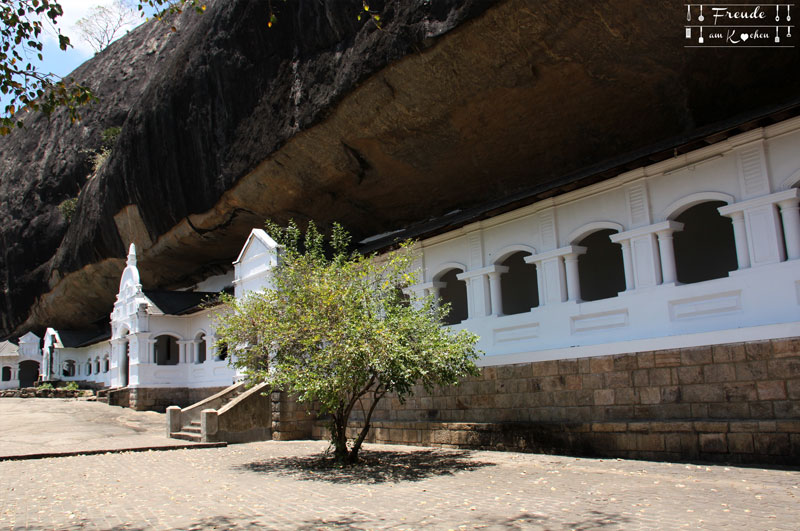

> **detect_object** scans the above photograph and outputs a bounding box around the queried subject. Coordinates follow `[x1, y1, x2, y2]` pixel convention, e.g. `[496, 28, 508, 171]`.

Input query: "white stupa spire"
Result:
[127, 243, 137, 267]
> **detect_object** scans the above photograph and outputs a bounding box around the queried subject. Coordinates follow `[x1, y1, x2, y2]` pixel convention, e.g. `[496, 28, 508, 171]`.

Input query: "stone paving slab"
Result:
[1, 440, 798, 530]
[0, 398, 203, 458]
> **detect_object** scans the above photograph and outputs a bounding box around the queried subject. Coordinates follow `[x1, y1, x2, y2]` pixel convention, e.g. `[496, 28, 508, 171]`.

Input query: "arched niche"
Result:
[154, 334, 180, 366]
[497, 251, 539, 315]
[577, 229, 626, 302]
[672, 201, 737, 284]
[663, 192, 734, 220]
[434, 267, 468, 326]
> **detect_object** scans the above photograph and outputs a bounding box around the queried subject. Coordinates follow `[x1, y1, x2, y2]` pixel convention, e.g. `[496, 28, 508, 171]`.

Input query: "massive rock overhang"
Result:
[2, 0, 799, 338]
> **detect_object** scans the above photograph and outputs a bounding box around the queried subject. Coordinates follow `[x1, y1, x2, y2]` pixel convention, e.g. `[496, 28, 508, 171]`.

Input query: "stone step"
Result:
[171, 431, 202, 442]
[182, 426, 202, 434]
[190, 421, 201, 427]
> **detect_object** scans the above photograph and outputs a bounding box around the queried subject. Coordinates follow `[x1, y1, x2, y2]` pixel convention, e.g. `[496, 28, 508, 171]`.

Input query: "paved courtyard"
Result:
[1, 436, 798, 530]
[0, 399, 201, 458]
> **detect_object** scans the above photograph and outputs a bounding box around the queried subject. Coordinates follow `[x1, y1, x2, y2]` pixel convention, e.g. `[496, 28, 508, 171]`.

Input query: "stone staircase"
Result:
[172, 420, 203, 442]
[168, 383, 246, 442]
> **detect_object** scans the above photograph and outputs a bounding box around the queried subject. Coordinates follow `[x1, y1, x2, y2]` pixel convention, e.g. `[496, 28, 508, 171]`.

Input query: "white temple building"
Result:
[0, 332, 41, 389]
[10, 116, 800, 423]
[407, 119, 800, 366]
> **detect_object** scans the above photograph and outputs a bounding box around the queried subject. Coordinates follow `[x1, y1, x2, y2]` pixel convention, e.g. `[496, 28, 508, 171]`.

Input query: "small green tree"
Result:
[215, 221, 481, 465]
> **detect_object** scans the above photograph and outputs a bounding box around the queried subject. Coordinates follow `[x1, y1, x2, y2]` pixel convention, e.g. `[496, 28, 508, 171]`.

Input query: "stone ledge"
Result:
[311, 418, 799, 465]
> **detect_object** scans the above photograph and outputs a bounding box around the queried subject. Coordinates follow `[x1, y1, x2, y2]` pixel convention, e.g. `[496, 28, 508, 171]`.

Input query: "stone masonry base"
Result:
[303, 337, 800, 465]
[110, 387, 227, 412]
[313, 418, 799, 465]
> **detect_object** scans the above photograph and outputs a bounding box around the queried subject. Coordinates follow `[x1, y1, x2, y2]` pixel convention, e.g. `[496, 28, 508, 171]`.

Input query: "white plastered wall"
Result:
[412, 117, 800, 366]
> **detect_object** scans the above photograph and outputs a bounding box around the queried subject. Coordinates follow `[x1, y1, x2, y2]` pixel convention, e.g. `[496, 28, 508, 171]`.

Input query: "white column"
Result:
[778, 198, 800, 260]
[656, 228, 680, 284]
[617, 239, 635, 291]
[534, 262, 545, 307]
[147, 339, 157, 364]
[563, 252, 583, 302]
[457, 266, 507, 319]
[727, 211, 751, 270]
[418, 281, 446, 308]
[487, 271, 504, 317]
[525, 246, 585, 305]
[178, 341, 189, 364]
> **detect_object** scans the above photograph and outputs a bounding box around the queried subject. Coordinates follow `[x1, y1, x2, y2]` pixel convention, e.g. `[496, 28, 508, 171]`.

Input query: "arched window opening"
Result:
[500, 252, 539, 315]
[1, 366, 11, 382]
[578, 229, 626, 302]
[63, 360, 76, 378]
[155, 335, 180, 366]
[673, 201, 737, 284]
[214, 342, 228, 362]
[95, 358, 100, 374]
[103, 356, 110, 373]
[195, 333, 207, 364]
[86, 361, 92, 376]
[18, 361, 38, 388]
[438, 269, 468, 326]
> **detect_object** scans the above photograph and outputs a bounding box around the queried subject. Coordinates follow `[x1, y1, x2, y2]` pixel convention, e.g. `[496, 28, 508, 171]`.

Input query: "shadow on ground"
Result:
[234, 448, 496, 484]
[36, 509, 633, 530]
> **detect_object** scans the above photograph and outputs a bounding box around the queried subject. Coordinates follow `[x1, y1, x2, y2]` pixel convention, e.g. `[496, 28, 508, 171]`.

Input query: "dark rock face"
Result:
[1, 0, 799, 338]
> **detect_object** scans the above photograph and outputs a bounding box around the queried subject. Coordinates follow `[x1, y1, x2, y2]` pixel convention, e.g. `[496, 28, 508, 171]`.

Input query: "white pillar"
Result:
[487, 272, 503, 317]
[534, 262, 545, 306]
[656, 228, 679, 284]
[727, 211, 751, 270]
[563, 252, 583, 302]
[146, 339, 156, 364]
[778, 198, 800, 260]
[617, 239, 635, 291]
[178, 341, 188, 364]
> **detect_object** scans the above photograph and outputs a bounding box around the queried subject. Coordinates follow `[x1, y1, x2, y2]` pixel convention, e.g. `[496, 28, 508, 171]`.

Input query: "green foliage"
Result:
[36, 382, 54, 390]
[215, 221, 481, 465]
[58, 196, 79, 222]
[101, 126, 122, 148]
[0, 1, 95, 134]
[65, 381, 79, 391]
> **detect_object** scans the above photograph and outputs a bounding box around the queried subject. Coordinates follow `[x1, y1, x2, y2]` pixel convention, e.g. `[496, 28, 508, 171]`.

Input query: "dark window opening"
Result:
[578, 229, 626, 302]
[215, 343, 228, 362]
[63, 360, 76, 378]
[500, 252, 539, 315]
[155, 335, 180, 366]
[673, 201, 737, 284]
[438, 269, 468, 325]
[196, 335, 207, 364]
[1, 366, 11, 382]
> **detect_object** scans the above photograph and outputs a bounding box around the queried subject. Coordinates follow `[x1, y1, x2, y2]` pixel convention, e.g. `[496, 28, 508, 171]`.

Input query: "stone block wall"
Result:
[128, 386, 227, 412]
[270, 390, 316, 441]
[312, 338, 800, 464]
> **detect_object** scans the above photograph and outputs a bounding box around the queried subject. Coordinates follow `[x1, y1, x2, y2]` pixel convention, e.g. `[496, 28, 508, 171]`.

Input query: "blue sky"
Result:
[1, 1, 157, 114]
[42, 0, 147, 78]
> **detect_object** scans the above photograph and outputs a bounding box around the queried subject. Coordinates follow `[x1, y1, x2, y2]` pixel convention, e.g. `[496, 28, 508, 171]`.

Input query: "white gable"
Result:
[233, 229, 279, 297]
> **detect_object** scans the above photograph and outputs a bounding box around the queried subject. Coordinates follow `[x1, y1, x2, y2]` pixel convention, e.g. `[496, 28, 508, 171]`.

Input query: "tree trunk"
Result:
[348, 388, 386, 465]
[330, 415, 349, 464]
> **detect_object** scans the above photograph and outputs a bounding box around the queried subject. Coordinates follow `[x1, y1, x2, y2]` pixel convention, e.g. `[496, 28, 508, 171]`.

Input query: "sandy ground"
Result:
[0, 398, 197, 457]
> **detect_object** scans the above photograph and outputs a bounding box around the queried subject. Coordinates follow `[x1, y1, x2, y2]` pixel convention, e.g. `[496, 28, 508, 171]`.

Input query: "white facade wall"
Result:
[108, 244, 238, 390]
[233, 229, 279, 298]
[411, 118, 800, 366]
[129, 311, 236, 389]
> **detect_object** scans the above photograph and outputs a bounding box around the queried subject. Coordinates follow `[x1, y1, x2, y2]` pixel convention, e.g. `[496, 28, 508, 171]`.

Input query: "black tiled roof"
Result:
[57, 327, 111, 348]
[143, 290, 222, 315]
